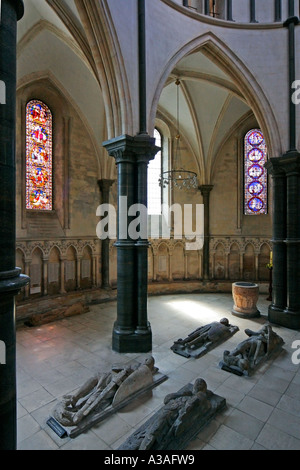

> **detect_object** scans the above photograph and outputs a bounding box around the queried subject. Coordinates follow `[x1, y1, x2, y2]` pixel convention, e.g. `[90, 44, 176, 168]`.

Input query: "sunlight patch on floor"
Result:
[163, 299, 226, 323]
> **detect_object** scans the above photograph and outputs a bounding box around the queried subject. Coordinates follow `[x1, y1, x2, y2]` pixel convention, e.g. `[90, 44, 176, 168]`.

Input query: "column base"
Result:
[268, 304, 300, 329]
[232, 308, 260, 319]
[112, 325, 152, 353]
[0, 401, 16, 451]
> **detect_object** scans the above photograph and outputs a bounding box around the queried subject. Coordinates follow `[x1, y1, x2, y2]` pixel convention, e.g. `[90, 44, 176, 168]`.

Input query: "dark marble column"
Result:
[204, 0, 209, 15]
[275, 0, 282, 21]
[288, 0, 295, 17]
[284, 14, 299, 152]
[265, 159, 287, 322]
[103, 136, 136, 352]
[250, 0, 258, 22]
[199, 185, 213, 280]
[134, 133, 158, 342]
[103, 134, 158, 353]
[0, 0, 29, 450]
[283, 153, 300, 328]
[98, 179, 115, 288]
[227, 0, 233, 21]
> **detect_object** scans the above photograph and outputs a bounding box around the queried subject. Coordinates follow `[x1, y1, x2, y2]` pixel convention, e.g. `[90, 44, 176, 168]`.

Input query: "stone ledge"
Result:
[16, 280, 269, 328]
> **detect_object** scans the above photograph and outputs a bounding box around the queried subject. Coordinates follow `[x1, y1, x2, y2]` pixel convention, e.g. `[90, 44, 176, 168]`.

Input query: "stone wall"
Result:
[16, 238, 101, 303]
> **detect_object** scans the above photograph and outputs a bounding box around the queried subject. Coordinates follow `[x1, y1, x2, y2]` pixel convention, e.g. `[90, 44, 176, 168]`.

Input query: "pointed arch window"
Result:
[244, 129, 268, 215]
[26, 100, 53, 211]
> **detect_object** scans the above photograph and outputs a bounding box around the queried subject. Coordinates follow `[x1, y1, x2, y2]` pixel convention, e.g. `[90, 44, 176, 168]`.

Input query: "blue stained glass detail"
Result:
[244, 129, 267, 215]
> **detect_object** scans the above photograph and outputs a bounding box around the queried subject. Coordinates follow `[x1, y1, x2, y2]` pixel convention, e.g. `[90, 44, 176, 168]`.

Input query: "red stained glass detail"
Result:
[244, 129, 267, 215]
[26, 100, 52, 211]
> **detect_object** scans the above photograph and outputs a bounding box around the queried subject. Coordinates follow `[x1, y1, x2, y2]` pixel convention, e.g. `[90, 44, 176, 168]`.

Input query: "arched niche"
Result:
[109, 245, 117, 288]
[214, 243, 225, 280]
[243, 243, 255, 281]
[186, 250, 199, 279]
[30, 247, 43, 297]
[157, 243, 169, 281]
[65, 246, 77, 293]
[172, 243, 185, 280]
[259, 243, 270, 281]
[48, 246, 61, 296]
[81, 246, 93, 289]
[229, 243, 240, 280]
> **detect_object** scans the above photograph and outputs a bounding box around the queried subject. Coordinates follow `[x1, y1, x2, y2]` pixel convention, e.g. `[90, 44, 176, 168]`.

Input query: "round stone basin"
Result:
[232, 282, 260, 318]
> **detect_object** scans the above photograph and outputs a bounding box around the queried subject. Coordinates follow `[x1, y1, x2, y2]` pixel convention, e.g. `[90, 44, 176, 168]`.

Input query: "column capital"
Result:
[280, 151, 300, 175]
[265, 153, 300, 176]
[265, 158, 286, 176]
[11, 0, 25, 20]
[283, 16, 299, 27]
[103, 133, 160, 165]
[199, 185, 214, 197]
[133, 132, 160, 164]
[98, 179, 116, 192]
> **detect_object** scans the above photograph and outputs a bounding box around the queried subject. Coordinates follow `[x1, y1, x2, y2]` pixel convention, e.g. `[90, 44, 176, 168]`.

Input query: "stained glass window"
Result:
[148, 128, 162, 215]
[26, 100, 53, 211]
[244, 129, 267, 215]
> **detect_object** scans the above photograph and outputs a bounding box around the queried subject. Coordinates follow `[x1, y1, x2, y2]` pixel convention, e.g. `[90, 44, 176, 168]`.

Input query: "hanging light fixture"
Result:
[159, 79, 198, 190]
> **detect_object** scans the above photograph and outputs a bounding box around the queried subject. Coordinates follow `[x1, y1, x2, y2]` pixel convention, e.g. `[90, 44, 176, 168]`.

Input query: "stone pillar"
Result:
[0, 0, 29, 450]
[227, 0, 233, 20]
[250, 0, 258, 22]
[254, 252, 259, 280]
[225, 251, 230, 280]
[184, 252, 188, 280]
[284, 14, 299, 152]
[283, 153, 300, 327]
[204, 0, 209, 15]
[98, 179, 115, 288]
[168, 250, 173, 282]
[103, 134, 158, 353]
[266, 154, 300, 329]
[275, 0, 282, 21]
[239, 251, 244, 279]
[153, 246, 158, 281]
[135, 133, 157, 337]
[288, 0, 295, 17]
[211, 250, 216, 279]
[265, 159, 287, 318]
[92, 255, 97, 287]
[43, 258, 48, 296]
[199, 185, 213, 280]
[198, 252, 202, 279]
[76, 256, 81, 290]
[24, 260, 31, 299]
[60, 258, 66, 294]
[266, 5, 300, 329]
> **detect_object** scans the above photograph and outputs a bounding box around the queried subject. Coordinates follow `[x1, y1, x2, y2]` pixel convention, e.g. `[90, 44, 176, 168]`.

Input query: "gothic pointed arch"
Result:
[150, 33, 281, 161]
[74, 0, 133, 138]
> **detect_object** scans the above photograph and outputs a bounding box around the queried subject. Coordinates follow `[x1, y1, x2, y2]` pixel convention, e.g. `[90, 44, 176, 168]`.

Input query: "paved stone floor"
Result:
[16, 293, 300, 450]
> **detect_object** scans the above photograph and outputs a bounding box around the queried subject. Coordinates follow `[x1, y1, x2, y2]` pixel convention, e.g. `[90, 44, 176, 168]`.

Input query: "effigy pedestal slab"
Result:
[171, 318, 239, 359]
[119, 379, 226, 451]
[47, 356, 167, 439]
[219, 324, 284, 377]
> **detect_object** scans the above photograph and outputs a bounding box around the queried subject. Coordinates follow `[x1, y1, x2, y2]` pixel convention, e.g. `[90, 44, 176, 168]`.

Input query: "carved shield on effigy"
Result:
[112, 365, 154, 407]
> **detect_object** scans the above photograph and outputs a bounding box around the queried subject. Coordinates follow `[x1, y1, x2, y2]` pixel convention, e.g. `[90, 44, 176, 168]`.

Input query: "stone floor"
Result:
[16, 293, 300, 451]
